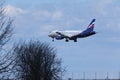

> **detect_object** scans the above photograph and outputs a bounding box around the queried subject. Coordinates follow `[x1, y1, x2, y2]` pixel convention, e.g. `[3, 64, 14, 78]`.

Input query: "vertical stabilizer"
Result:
[87, 19, 95, 31]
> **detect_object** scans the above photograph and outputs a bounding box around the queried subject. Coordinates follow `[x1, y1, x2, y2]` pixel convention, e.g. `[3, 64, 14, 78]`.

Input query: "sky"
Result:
[4, 0, 120, 79]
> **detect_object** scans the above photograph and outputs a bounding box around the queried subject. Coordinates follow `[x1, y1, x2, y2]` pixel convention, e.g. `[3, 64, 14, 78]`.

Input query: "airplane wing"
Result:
[56, 32, 71, 38]
[56, 31, 82, 39]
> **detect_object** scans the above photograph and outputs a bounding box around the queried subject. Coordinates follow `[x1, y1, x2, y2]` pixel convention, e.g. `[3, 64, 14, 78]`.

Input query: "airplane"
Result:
[48, 19, 96, 42]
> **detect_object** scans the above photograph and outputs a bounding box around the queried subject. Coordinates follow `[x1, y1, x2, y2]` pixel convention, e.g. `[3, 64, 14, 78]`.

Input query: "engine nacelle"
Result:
[55, 35, 64, 40]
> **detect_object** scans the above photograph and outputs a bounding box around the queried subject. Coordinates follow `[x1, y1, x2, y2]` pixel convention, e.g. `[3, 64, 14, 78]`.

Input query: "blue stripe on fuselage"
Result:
[70, 30, 96, 40]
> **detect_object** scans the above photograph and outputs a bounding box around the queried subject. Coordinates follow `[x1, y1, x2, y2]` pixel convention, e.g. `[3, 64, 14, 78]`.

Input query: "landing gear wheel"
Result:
[65, 39, 69, 42]
[52, 38, 54, 42]
[74, 39, 77, 42]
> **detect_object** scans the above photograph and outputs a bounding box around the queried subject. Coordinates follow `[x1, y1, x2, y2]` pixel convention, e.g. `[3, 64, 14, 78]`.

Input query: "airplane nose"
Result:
[48, 34, 52, 37]
[48, 34, 51, 37]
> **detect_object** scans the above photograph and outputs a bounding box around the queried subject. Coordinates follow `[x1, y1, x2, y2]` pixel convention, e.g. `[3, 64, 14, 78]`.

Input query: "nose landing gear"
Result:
[52, 38, 54, 42]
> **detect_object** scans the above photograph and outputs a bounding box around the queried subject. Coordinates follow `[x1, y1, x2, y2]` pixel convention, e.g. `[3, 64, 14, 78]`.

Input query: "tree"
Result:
[0, 0, 14, 79]
[13, 40, 64, 80]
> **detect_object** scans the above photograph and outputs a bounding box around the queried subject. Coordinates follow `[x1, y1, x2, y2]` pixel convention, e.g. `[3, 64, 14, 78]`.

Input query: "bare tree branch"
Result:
[13, 40, 64, 80]
[0, 1, 14, 79]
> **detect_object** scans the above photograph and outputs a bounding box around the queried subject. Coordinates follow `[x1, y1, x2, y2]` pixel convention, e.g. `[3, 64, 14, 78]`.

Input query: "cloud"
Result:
[4, 5, 28, 17]
[105, 37, 120, 43]
[52, 11, 63, 20]
[32, 10, 63, 20]
[3, 5, 63, 38]
[32, 10, 51, 18]
[8, 1, 120, 41]
[94, 0, 112, 16]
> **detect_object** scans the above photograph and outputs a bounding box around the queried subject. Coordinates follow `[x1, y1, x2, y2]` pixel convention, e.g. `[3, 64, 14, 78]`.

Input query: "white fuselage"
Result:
[48, 30, 82, 38]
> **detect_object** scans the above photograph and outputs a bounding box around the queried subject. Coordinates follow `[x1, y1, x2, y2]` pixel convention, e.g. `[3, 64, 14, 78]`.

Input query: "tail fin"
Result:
[87, 19, 95, 31]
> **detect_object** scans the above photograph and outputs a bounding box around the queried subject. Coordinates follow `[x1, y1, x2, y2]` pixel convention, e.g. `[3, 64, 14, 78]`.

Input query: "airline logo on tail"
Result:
[88, 19, 95, 26]
[87, 19, 95, 31]
[88, 24, 94, 28]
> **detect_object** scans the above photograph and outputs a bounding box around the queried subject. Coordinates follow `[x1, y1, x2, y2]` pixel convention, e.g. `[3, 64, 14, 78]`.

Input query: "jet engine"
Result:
[55, 35, 64, 40]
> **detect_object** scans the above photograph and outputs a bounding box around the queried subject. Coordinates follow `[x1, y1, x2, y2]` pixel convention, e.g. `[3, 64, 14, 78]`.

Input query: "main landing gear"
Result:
[65, 38, 77, 42]
[52, 38, 77, 42]
[65, 39, 69, 42]
[65, 38, 69, 42]
[74, 39, 77, 42]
